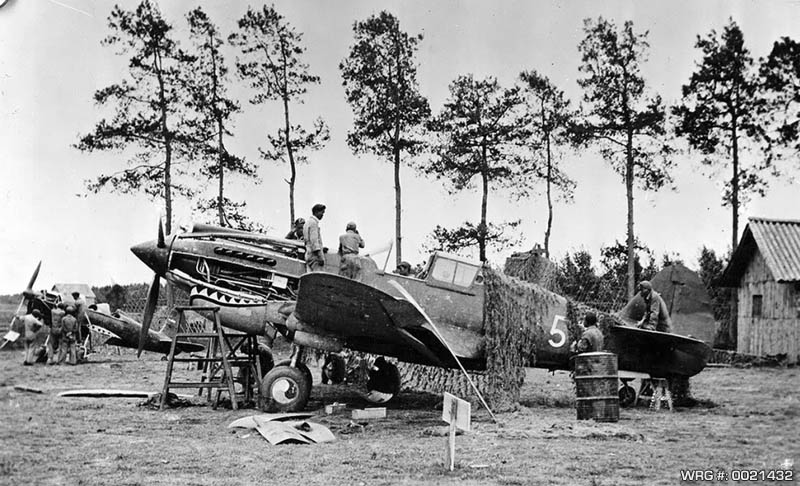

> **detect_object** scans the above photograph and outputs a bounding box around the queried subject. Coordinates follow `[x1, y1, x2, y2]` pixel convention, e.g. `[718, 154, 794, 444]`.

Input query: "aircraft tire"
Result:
[260, 365, 310, 412]
[275, 360, 313, 397]
[618, 384, 636, 408]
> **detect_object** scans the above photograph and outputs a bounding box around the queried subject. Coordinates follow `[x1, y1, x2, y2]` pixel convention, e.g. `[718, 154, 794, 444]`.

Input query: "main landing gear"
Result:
[260, 345, 312, 412]
[259, 346, 405, 411]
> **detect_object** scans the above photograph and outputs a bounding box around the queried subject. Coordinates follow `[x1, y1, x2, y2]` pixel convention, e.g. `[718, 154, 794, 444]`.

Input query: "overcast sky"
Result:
[1, 0, 798, 295]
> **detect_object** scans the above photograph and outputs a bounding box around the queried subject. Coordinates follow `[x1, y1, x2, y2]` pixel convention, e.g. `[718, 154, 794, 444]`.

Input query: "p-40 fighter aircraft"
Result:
[6, 263, 204, 356]
[130, 222, 712, 412]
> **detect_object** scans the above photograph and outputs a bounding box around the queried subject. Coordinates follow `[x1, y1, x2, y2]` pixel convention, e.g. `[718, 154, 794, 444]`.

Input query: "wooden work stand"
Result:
[159, 306, 262, 411]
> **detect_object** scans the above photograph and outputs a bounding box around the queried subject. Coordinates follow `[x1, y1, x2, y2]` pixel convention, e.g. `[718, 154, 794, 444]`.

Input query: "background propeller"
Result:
[137, 220, 166, 357]
[137, 273, 160, 357]
[6, 261, 42, 340]
[25, 260, 41, 295]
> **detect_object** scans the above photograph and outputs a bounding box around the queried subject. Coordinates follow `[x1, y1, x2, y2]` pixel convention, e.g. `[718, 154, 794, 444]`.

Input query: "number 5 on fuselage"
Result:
[548, 315, 568, 348]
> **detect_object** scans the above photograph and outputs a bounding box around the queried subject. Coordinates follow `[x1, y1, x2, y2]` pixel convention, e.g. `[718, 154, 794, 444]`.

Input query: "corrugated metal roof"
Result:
[721, 217, 800, 285]
[749, 218, 800, 282]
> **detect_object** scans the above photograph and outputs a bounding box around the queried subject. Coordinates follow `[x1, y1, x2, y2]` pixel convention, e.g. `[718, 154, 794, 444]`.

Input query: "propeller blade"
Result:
[137, 274, 160, 357]
[26, 261, 42, 292]
[12, 261, 43, 332]
[157, 219, 166, 249]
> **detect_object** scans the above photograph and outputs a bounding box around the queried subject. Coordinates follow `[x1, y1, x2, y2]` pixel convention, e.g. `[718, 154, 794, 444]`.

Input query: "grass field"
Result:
[0, 348, 797, 486]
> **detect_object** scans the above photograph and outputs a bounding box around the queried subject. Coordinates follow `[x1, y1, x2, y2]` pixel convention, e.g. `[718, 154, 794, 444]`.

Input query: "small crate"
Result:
[351, 407, 386, 420]
[325, 402, 347, 415]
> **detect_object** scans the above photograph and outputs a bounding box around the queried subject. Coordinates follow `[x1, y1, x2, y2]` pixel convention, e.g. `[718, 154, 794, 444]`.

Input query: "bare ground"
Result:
[1, 347, 798, 486]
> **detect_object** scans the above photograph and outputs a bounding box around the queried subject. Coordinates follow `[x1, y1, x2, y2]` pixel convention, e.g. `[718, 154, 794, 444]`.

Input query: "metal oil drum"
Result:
[573, 351, 619, 422]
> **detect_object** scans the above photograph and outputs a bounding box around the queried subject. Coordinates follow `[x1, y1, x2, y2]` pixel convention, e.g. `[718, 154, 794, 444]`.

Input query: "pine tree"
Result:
[75, 0, 194, 235]
[340, 11, 430, 265]
[574, 17, 674, 299]
[230, 5, 329, 226]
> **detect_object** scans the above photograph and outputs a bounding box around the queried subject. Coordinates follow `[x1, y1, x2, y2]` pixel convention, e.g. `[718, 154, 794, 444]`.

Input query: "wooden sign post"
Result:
[442, 392, 471, 471]
[0, 330, 20, 350]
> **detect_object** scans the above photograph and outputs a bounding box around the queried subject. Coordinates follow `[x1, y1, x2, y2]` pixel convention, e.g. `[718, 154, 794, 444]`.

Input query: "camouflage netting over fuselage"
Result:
[399, 267, 584, 412]
[503, 249, 562, 294]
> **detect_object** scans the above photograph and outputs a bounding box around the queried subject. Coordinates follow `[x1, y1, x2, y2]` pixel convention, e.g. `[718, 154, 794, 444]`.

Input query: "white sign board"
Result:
[3, 330, 20, 342]
[442, 392, 471, 431]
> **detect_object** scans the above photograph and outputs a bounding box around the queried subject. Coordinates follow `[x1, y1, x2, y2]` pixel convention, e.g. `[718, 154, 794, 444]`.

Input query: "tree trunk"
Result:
[480, 146, 489, 262]
[394, 144, 402, 266]
[625, 128, 635, 300]
[731, 118, 739, 251]
[544, 133, 553, 259]
[283, 95, 296, 227]
[393, 35, 404, 267]
[217, 118, 225, 226]
[280, 37, 297, 227]
[211, 32, 225, 227]
[154, 48, 174, 309]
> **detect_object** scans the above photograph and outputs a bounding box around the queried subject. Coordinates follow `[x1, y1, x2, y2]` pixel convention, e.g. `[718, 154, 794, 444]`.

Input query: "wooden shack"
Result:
[719, 217, 800, 363]
[50, 283, 97, 306]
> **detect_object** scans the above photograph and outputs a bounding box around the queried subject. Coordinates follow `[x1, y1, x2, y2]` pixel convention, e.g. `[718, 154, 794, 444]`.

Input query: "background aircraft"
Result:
[5, 262, 204, 356]
[131, 223, 712, 412]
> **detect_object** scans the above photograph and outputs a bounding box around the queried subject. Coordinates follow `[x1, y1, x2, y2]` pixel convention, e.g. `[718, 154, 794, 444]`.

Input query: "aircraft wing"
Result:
[293, 273, 462, 368]
[605, 325, 712, 377]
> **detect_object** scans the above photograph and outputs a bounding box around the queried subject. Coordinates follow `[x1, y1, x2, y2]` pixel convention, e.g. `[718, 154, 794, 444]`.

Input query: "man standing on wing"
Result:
[303, 204, 326, 272]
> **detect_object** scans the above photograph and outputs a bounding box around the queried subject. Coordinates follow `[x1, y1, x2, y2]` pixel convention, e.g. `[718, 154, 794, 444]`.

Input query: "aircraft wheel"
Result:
[260, 365, 310, 412]
[321, 353, 346, 384]
[275, 360, 313, 397]
[619, 384, 636, 408]
[365, 359, 401, 404]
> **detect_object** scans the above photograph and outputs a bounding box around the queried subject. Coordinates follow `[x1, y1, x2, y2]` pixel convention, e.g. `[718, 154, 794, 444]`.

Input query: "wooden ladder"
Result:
[159, 306, 261, 411]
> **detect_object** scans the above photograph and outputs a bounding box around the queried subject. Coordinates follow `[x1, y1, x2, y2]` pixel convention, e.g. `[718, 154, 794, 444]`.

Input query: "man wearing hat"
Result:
[47, 303, 66, 365]
[303, 204, 326, 272]
[71, 291, 90, 359]
[59, 306, 79, 365]
[338, 221, 365, 279]
[573, 311, 604, 354]
[394, 261, 413, 276]
[285, 218, 305, 240]
[617, 280, 673, 333]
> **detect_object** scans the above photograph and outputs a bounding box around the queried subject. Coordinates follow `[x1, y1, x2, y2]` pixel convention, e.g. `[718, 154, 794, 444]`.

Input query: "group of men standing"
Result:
[286, 203, 366, 279]
[16, 291, 88, 366]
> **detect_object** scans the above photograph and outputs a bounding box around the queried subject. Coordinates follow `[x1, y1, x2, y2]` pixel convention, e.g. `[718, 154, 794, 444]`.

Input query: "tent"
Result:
[650, 263, 716, 344]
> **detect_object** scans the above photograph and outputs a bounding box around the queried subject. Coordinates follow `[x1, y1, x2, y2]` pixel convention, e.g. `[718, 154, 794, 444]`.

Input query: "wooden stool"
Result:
[648, 378, 673, 412]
